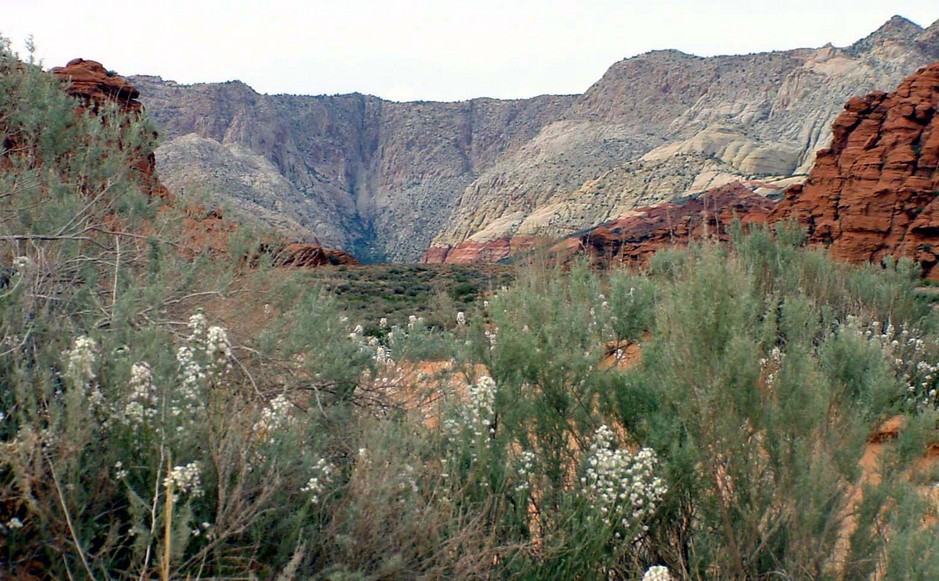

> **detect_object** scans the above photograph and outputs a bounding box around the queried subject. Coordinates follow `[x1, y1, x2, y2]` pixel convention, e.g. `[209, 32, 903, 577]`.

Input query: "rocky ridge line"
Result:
[52, 59, 358, 266]
[552, 62, 939, 278]
[423, 16, 939, 262]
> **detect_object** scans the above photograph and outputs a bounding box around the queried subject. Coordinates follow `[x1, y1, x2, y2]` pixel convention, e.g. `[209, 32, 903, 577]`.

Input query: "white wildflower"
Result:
[64, 335, 97, 388]
[187, 313, 209, 343]
[448, 376, 498, 461]
[254, 393, 293, 438]
[582, 425, 666, 536]
[642, 565, 673, 581]
[176, 345, 205, 408]
[515, 450, 536, 493]
[301, 458, 335, 504]
[164, 462, 203, 499]
[205, 325, 232, 372]
[6, 517, 23, 530]
[485, 328, 498, 350]
[122, 362, 157, 427]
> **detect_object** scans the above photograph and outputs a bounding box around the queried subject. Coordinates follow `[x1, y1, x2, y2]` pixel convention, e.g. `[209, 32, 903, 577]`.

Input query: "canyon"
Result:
[125, 16, 939, 263]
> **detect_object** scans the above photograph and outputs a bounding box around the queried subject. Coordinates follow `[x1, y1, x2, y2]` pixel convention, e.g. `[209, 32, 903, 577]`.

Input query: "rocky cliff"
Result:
[561, 61, 939, 277]
[128, 16, 939, 262]
[130, 74, 572, 261]
[427, 16, 939, 262]
[768, 62, 939, 279]
[52, 59, 357, 266]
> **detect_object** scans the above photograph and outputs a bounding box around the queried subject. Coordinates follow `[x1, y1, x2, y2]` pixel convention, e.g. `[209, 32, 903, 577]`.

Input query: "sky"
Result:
[2, 1, 938, 102]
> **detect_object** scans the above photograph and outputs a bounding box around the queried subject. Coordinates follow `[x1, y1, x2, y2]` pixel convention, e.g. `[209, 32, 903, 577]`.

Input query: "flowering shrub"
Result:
[443, 375, 497, 462]
[581, 425, 667, 539]
[64, 335, 98, 389]
[864, 319, 939, 408]
[253, 393, 293, 439]
[121, 362, 157, 427]
[165, 462, 203, 500]
[514, 449, 536, 493]
[301, 458, 335, 505]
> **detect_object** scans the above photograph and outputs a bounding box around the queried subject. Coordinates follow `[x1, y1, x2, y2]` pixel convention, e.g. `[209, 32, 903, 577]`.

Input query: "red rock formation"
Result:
[51, 58, 142, 115]
[559, 182, 776, 267]
[421, 236, 545, 264]
[273, 243, 359, 267]
[768, 63, 939, 279]
[52, 58, 172, 201]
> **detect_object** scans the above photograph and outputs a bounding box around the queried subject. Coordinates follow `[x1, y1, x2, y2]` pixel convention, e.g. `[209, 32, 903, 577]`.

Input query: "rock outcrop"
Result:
[52, 58, 172, 201]
[271, 243, 359, 267]
[426, 16, 939, 261]
[419, 236, 546, 264]
[768, 62, 939, 279]
[51, 59, 357, 267]
[131, 16, 939, 263]
[52, 58, 142, 114]
[553, 182, 776, 267]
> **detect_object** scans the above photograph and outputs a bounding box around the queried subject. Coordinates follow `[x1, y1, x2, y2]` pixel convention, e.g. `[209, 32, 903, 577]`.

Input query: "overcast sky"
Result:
[2, 1, 937, 102]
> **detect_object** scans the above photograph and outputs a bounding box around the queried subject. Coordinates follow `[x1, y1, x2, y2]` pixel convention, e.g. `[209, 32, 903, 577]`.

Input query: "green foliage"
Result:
[3, 44, 939, 580]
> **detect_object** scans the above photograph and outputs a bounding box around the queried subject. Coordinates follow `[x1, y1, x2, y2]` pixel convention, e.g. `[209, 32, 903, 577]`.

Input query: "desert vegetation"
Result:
[3, 41, 939, 581]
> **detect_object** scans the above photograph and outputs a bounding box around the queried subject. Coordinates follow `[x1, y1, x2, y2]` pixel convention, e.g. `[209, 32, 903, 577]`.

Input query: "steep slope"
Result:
[130, 74, 573, 261]
[427, 16, 939, 261]
[51, 59, 357, 266]
[768, 62, 939, 279]
[129, 16, 939, 263]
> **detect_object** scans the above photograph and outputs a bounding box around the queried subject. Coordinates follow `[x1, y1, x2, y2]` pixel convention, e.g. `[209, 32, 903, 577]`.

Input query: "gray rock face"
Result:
[132, 16, 939, 261]
[135, 75, 571, 261]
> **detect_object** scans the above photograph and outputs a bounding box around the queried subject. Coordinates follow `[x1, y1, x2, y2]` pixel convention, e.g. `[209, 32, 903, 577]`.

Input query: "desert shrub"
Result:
[609, 236, 937, 579]
[3, 41, 939, 580]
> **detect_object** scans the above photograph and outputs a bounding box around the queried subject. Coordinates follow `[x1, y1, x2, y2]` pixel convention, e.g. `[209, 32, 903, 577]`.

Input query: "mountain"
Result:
[50, 58, 358, 267]
[131, 75, 572, 261]
[128, 16, 939, 262]
[556, 62, 939, 279]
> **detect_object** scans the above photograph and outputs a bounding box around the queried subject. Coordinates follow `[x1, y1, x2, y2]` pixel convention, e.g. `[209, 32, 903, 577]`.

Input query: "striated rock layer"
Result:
[554, 182, 776, 267]
[768, 62, 939, 279]
[420, 236, 547, 264]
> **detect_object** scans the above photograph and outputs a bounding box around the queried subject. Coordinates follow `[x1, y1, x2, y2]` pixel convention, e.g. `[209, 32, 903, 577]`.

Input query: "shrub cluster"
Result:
[3, 43, 939, 580]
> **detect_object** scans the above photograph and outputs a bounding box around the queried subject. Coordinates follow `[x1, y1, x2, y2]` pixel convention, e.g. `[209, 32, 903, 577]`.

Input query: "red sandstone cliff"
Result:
[768, 62, 939, 279]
